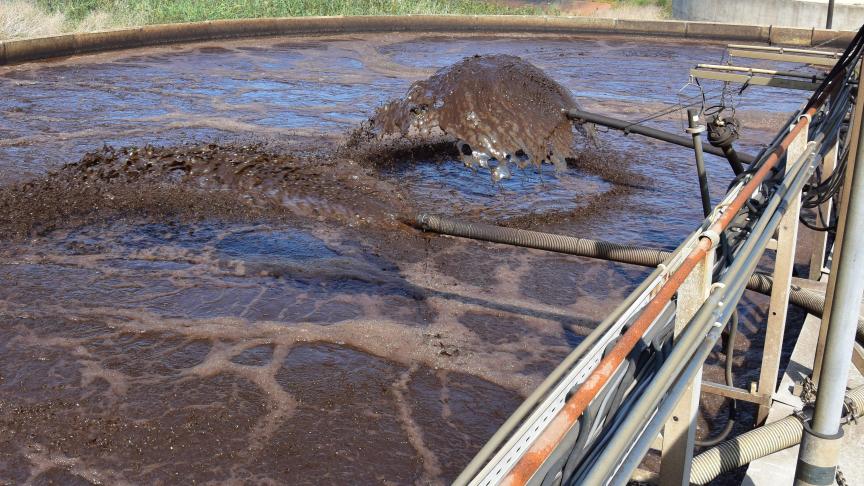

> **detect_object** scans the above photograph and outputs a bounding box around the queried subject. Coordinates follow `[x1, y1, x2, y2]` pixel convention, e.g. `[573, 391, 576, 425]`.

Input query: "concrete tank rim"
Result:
[0, 14, 855, 66]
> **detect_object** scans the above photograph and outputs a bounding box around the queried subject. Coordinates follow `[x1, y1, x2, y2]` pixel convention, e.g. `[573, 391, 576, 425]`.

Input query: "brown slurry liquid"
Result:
[370, 54, 593, 180]
[0, 33, 817, 484]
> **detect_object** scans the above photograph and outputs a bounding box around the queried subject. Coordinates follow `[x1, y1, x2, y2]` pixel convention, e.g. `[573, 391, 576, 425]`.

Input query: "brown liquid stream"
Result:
[369, 54, 595, 180]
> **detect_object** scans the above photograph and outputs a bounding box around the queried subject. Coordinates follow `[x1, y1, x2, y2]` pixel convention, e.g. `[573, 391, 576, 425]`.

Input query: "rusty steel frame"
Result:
[498, 88, 829, 484]
[728, 46, 841, 67]
[727, 44, 843, 58]
[701, 381, 771, 405]
[809, 140, 839, 280]
[696, 63, 827, 81]
[690, 68, 821, 91]
[756, 123, 808, 424]
[659, 249, 713, 486]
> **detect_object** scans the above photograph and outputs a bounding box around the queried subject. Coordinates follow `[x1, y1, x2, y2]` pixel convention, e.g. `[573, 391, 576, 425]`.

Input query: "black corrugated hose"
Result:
[409, 214, 864, 343]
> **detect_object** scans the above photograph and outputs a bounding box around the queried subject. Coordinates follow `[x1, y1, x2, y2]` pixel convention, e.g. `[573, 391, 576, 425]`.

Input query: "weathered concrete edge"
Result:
[0, 15, 855, 66]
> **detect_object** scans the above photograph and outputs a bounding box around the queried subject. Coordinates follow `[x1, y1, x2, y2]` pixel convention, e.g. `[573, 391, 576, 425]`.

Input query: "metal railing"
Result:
[457, 24, 864, 486]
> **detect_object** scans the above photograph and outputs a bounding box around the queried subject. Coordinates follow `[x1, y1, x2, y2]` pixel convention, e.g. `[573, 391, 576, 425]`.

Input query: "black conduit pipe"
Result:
[411, 214, 864, 342]
[565, 109, 757, 165]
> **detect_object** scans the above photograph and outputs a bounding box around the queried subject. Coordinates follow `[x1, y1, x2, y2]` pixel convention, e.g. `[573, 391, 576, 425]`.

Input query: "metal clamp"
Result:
[685, 125, 707, 135]
[792, 113, 812, 131]
[700, 229, 721, 248]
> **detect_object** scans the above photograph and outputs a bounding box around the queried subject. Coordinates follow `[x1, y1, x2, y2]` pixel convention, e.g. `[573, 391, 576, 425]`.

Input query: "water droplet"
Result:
[472, 151, 491, 169]
[492, 162, 511, 182]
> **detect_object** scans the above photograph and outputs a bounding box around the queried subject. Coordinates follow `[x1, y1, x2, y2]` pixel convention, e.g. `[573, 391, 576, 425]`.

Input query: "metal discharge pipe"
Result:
[795, 87, 864, 486]
[412, 214, 670, 267]
[687, 108, 713, 217]
[565, 109, 757, 164]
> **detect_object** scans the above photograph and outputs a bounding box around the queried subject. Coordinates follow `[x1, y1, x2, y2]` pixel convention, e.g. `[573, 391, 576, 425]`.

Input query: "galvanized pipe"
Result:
[687, 108, 712, 217]
[795, 87, 864, 486]
[565, 109, 756, 164]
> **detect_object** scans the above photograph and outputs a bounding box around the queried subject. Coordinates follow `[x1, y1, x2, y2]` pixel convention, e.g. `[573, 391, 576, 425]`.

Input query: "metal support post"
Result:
[659, 249, 714, 486]
[814, 60, 864, 384]
[794, 92, 864, 486]
[687, 108, 712, 217]
[756, 121, 807, 424]
[827, 0, 836, 29]
[809, 139, 838, 280]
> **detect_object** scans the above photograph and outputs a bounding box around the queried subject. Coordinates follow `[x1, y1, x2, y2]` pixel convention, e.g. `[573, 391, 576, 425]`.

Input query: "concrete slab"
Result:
[770, 26, 815, 46]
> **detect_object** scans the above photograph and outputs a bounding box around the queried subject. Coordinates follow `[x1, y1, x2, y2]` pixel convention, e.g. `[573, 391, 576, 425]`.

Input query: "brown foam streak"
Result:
[391, 365, 444, 484]
[181, 340, 298, 455]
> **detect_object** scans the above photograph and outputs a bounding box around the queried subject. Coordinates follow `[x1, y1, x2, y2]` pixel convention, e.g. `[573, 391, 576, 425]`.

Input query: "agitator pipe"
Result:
[565, 109, 757, 165]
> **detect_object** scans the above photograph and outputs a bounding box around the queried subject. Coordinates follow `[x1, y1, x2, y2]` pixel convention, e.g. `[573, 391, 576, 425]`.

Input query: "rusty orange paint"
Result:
[499, 76, 839, 485]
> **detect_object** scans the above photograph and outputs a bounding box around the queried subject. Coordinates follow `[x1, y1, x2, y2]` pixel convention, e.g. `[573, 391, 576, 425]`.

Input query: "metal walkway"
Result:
[453, 24, 864, 486]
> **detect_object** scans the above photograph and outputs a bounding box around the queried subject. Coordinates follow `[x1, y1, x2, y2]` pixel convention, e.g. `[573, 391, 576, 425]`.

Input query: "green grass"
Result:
[35, 0, 548, 26]
[614, 0, 669, 6]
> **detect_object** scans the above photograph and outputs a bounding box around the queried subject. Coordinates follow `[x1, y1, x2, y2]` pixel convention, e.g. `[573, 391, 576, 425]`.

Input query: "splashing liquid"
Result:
[370, 54, 594, 180]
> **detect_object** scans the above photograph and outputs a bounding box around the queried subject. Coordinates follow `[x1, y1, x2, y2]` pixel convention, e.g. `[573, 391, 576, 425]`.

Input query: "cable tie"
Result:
[685, 125, 706, 134]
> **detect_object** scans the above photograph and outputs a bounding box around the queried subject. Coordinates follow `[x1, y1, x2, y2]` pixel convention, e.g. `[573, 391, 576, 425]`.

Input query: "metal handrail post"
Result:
[756, 119, 808, 424]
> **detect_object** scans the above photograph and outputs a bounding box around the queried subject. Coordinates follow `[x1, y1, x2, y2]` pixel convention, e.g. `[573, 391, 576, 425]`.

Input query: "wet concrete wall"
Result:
[673, 0, 864, 32]
[0, 15, 856, 66]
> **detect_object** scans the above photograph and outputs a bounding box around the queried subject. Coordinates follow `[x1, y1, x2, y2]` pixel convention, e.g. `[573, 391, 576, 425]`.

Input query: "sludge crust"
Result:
[0, 33, 809, 484]
[0, 135, 645, 484]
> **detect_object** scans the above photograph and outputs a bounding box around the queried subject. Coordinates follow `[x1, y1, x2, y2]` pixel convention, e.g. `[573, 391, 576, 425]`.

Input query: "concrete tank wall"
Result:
[673, 0, 864, 31]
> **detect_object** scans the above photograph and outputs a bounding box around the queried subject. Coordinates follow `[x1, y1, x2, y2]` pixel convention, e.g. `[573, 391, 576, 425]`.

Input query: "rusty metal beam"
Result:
[728, 47, 840, 67]
[690, 68, 820, 91]
[757, 122, 808, 424]
[659, 248, 713, 486]
[696, 63, 826, 81]
[701, 381, 772, 406]
[498, 84, 826, 485]
[727, 44, 843, 58]
[809, 140, 838, 280]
